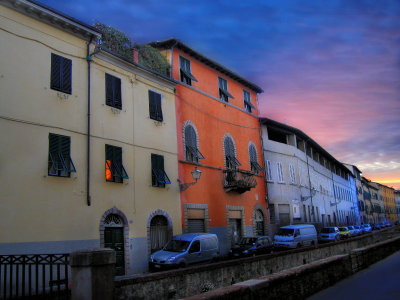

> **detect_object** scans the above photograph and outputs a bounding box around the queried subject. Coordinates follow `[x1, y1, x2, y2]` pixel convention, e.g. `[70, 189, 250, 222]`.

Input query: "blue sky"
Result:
[38, 0, 400, 188]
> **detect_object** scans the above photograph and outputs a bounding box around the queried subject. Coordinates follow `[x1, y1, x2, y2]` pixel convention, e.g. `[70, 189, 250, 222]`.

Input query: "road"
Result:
[307, 250, 400, 300]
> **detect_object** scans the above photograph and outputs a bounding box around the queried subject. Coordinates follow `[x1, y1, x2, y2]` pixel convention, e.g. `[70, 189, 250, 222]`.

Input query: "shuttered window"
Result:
[105, 73, 122, 109]
[249, 144, 262, 174]
[48, 133, 76, 177]
[151, 154, 171, 187]
[224, 136, 241, 169]
[50, 53, 72, 94]
[266, 160, 273, 181]
[218, 77, 234, 102]
[179, 56, 197, 86]
[184, 125, 204, 163]
[243, 90, 255, 113]
[105, 145, 128, 183]
[149, 90, 163, 122]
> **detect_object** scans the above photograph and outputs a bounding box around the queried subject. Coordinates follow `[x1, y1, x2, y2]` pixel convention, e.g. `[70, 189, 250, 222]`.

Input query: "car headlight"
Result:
[243, 250, 248, 254]
[229, 250, 232, 253]
[150, 255, 154, 261]
[167, 256, 176, 262]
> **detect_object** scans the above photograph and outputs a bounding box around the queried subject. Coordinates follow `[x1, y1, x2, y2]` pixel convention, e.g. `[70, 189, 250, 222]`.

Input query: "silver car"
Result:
[318, 227, 340, 243]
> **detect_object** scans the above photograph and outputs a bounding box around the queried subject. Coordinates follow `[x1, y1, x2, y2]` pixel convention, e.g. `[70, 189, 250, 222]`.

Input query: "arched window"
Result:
[224, 136, 241, 169]
[184, 124, 204, 163]
[249, 144, 262, 174]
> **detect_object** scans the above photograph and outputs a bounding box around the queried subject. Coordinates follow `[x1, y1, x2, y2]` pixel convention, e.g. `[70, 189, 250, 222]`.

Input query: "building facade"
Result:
[0, 0, 181, 274]
[380, 184, 397, 223]
[260, 118, 358, 235]
[151, 39, 268, 255]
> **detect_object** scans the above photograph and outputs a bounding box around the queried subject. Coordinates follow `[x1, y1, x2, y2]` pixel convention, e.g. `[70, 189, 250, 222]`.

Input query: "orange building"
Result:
[151, 39, 268, 254]
[380, 184, 398, 223]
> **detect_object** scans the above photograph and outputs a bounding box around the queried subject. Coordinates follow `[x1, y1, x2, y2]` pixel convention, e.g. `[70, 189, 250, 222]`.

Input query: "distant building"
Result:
[0, 0, 181, 274]
[260, 118, 358, 235]
[151, 39, 268, 254]
[380, 184, 398, 223]
[395, 190, 400, 222]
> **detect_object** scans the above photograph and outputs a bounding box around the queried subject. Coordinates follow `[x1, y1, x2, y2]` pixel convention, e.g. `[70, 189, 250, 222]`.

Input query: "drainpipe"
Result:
[86, 37, 93, 206]
[305, 140, 314, 223]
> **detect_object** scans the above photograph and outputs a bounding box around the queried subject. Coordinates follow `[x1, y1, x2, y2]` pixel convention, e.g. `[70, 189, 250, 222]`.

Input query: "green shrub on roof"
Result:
[94, 22, 170, 76]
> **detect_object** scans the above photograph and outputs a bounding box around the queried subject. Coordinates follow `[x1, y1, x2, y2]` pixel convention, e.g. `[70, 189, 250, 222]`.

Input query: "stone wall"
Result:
[185, 235, 400, 299]
[114, 227, 400, 299]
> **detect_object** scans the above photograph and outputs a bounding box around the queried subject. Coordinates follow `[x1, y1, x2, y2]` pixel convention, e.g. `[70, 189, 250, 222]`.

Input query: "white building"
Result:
[260, 118, 358, 235]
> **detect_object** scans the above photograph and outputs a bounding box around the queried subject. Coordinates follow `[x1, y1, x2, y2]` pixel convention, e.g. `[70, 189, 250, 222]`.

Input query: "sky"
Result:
[38, 0, 400, 189]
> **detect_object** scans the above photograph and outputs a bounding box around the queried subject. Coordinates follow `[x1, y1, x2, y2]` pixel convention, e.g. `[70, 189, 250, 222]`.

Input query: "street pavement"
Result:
[307, 250, 400, 300]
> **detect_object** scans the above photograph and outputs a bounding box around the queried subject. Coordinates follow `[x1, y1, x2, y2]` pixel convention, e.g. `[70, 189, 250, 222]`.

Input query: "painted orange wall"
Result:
[171, 48, 268, 229]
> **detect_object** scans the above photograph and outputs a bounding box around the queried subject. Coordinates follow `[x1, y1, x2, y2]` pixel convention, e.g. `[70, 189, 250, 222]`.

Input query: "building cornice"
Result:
[0, 0, 101, 40]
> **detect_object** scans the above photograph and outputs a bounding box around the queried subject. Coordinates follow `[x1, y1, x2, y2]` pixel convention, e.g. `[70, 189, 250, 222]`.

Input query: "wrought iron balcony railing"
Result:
[223, 169, 257, 193]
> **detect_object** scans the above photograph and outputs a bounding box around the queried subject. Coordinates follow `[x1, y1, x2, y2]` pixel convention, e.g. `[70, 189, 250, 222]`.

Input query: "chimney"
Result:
[132, 47, 139, 64]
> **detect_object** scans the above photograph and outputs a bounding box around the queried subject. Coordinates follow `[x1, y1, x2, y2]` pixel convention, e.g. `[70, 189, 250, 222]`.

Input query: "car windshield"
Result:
[339, 227, 347, 231]
[348, 226, 354, 230]
[354, 226, 360, 229]
[239, 237, 257, 245]
[163, 240, 191, 252]
[277, 228, 294, 236]
[321, 228, 335, 233]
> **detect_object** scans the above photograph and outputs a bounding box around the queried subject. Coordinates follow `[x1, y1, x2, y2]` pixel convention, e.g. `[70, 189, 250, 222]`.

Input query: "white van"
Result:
[273, 224, 317, 249]
[149, 233, 219, 270]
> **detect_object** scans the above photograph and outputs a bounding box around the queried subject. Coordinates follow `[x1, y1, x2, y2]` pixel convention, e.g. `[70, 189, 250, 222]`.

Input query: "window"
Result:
[50, 53, 72, 94]
[224, 136, 241, 169]
[179, 56, 197, 86]
[266, 160, 273, 181]
[277, 162, 284, 183]
[48, 133, 76, 177]
[289, 164, 296, 184]
[243, 90, 255, 113]
[105, 145, 128, 183]
[149, 90, 163, 122]
[105, 73, 122, 109]
[249, 144, 262, 174]
[218, 77, 234, 102]
[151, 154, 171, 187]
[184, 125, 204, 163]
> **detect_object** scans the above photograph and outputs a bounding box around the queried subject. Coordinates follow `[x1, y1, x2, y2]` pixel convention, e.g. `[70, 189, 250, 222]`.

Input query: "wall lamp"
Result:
[301, 187, 316, 202]
[178, 167, 202, 191]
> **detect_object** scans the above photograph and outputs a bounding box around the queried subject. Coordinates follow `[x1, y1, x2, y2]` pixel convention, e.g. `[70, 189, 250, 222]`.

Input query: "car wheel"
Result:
[296, 243, 302, 248]
[178, 262, 186, 268]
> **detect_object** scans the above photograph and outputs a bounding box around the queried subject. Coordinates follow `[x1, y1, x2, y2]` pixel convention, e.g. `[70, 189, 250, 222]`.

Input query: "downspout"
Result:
[305, 140, 314, 223]
[86, 36, 93, 206]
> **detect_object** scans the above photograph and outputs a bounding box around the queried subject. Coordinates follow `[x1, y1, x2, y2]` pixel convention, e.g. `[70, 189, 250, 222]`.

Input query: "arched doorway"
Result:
[150, 215, 169, 253]
[104, 214, 125, 275]
[100, 207, 129, 276]
[255, 209, 265, 236]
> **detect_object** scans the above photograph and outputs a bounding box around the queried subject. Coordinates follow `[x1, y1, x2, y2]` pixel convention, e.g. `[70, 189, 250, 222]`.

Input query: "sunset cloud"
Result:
[38, 0, 400, 189]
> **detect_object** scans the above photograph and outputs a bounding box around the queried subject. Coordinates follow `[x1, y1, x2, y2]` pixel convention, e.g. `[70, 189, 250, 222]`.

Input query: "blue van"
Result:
[149, 233, 219, 270]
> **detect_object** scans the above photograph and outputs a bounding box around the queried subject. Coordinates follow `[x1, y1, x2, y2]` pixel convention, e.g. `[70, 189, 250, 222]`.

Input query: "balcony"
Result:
[223, 169, 257, 194]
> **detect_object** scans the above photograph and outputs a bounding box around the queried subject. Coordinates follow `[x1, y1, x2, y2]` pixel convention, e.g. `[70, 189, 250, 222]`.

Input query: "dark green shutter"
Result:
[114, 77, 122, 109]
[51, 53, 61, 91]
[105, 74, 113, 106]
[149, 90, 157, 119]
[62, 58, 72, 94]
[154, 92, 163, 121]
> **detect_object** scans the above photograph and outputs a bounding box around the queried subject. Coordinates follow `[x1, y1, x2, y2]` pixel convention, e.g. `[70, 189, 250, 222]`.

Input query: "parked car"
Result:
[372, 223, 382, 230]
[347, 226, 356, 236]
[273, 224, 317, 249]
[354, 225, 363, 235]
[149, 233, 219, 270]
[362, 224, 372, 233]
[318, 227, 340, 243]
[338, 227, 351, 239]
[229, 236, 273, 258]
[384, 221, 392, 227]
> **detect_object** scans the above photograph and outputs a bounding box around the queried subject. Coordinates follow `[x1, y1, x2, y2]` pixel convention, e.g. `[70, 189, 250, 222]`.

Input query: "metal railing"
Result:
[0, 254, 70, 299]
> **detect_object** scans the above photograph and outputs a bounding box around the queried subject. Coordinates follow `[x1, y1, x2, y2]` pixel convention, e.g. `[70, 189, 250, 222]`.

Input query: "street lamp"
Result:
[301, 187, 317, 202]
[178, 167, 202, 191]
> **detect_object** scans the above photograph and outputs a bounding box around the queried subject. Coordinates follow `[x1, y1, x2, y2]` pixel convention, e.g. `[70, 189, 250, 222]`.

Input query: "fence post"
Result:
[70, 248, 115, 300]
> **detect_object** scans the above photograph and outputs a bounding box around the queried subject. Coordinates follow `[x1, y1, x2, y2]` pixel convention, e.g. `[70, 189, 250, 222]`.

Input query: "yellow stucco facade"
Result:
[380, 184, 397, 223]
[0, 3, 180, 274]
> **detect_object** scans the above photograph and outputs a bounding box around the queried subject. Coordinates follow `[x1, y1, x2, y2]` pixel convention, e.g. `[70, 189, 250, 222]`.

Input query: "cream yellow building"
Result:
[0, 0, 180, 274]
